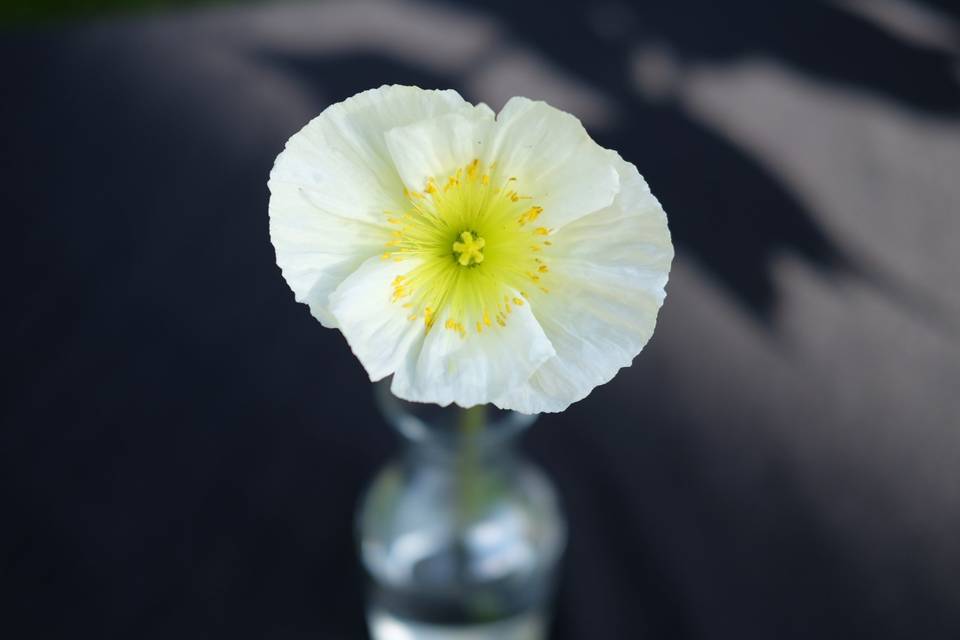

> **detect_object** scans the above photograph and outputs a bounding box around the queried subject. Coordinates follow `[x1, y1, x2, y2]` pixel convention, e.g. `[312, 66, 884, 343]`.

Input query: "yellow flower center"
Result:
[382, 158, 552, 338]
[452, 231, 485, 266]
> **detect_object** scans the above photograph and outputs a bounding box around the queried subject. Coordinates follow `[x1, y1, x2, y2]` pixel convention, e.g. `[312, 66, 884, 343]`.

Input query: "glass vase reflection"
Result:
[357, 381, 567, 639]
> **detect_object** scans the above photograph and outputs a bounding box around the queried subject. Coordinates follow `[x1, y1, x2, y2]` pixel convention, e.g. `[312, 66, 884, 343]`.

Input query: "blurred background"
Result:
[3, 0, 960, 638]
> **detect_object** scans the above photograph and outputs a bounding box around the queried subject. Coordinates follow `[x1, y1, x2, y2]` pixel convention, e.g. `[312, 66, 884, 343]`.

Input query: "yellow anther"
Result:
[476, 321, 483, 334]
[482, 175, 490, 186]
[517, 206, 543, 225]
[483, 310, 491, 326]
[533, 227, 550, 236]
[513, 297, 524, 306]
[452, 231, 485, 266]
[538, 264, 549, 273]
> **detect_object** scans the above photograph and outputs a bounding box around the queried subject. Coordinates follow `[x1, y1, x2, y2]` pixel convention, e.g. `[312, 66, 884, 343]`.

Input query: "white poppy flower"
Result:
[269, 85, 673, 413]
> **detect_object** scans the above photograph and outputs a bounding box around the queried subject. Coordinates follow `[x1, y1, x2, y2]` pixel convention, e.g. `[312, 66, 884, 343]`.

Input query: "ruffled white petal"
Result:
[385, 110, 494, 192]
[328, 256, 429, 382]
[269, 85, 479, 327]
[483, 97, 620, 231]
[297, 85, 482, 201]
[496, 154, 673, 413]
[268, 185, 389, 327]
[390, 289, 556, 408]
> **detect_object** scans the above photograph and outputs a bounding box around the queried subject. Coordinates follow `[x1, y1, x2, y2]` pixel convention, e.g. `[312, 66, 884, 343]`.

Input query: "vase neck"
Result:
[374, 380, 536, 458]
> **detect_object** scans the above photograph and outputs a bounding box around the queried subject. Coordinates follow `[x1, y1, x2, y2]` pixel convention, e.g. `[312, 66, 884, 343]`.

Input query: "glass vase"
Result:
[357, 381, 567, 640]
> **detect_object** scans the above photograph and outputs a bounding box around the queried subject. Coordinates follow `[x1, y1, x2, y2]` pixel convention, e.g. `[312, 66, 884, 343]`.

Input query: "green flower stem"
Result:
[457, 404, 487, 523]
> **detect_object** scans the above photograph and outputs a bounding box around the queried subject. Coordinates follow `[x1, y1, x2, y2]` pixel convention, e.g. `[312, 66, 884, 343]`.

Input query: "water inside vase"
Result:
[368, 606, 546, 640]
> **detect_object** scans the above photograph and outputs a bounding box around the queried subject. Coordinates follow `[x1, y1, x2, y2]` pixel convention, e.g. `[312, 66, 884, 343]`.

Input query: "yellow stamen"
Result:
[383, 158, 555, 340]
[517, 206, 543, 225]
